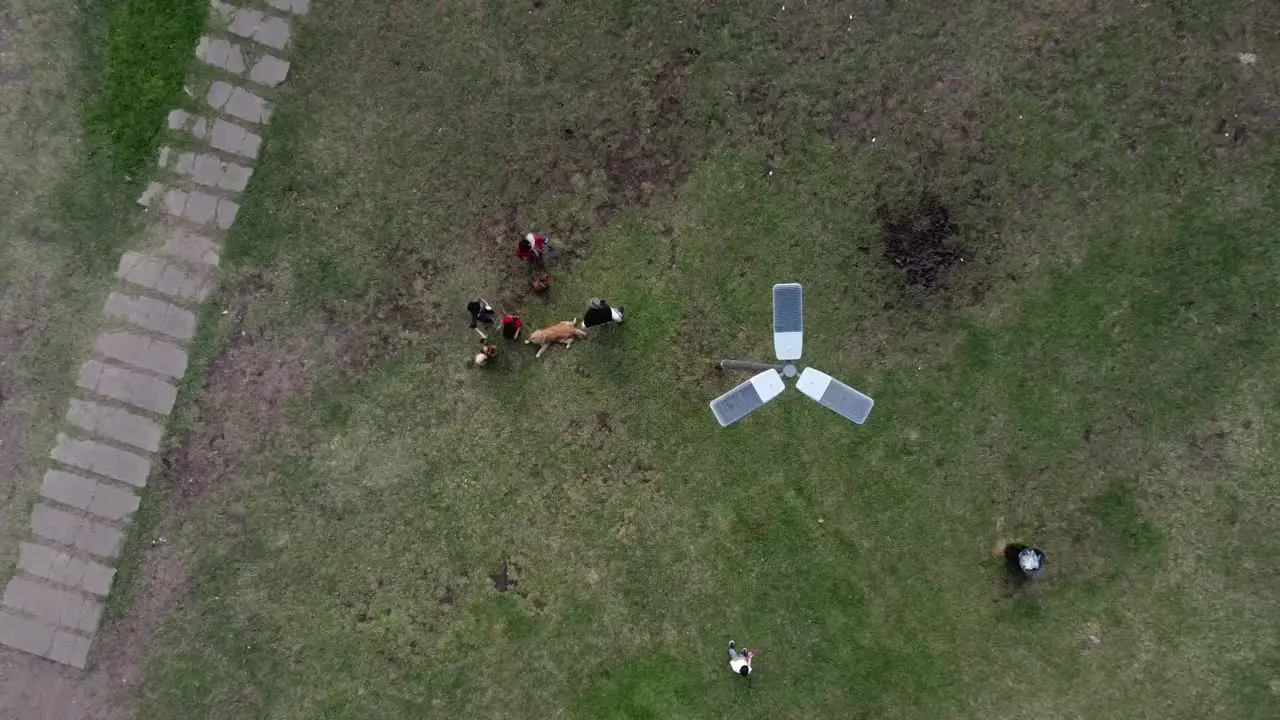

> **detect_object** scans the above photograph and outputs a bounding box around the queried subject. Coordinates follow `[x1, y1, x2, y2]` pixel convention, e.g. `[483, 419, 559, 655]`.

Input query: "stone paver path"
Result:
[0, 0, 308, 673]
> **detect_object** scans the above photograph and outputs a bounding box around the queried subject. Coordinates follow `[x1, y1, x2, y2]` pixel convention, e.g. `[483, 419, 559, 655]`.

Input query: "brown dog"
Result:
[526, 319, 586, 358]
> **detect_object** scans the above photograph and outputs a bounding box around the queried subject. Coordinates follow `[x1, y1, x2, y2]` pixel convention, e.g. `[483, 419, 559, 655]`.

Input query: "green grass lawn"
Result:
[132, 1, 1280, 717]
[0, 0, 204, 569]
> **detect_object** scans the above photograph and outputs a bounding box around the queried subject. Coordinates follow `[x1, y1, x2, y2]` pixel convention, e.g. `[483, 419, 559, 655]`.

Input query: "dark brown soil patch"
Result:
[769, 2, 884, 69]
[318, 247, 457, 374]
[98, 273, 348, 699]
[668, 298, 725, 392]
[474, 45, 702, 259]
[91, 541, 189, 689]
[165, 273, 329, 498]
[825, 85, 898, 144]
[1212, 10, 1280, 154]
[598, 48, 696, 205]
[1186, 430, 1228, 471]
[879, 193, 964, 290]
[490, 558, 518, 592]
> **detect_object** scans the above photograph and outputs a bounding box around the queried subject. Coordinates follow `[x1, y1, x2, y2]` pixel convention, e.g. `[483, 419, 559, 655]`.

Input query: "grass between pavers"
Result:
[131, 0, 1280, 717]
[0, 0, 204, 573]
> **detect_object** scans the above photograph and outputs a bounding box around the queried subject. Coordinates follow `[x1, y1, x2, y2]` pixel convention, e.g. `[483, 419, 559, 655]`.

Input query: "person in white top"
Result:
[728, 640, 758, 676]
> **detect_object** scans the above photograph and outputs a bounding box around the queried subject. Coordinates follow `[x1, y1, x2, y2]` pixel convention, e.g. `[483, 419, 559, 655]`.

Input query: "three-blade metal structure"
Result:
[710, 283, 874, 427]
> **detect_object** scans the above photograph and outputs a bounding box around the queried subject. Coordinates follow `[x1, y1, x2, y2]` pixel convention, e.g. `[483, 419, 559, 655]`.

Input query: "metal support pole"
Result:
[716, 359, 784, 374]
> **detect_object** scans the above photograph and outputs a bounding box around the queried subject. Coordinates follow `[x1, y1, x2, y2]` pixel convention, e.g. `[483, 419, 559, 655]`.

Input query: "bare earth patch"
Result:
[473, 44, 700, 258]
[879, 193, 965, 291]
[167, 315, 324, 497]
[0, 648, 130, 720]
[96, 274, 338, 698]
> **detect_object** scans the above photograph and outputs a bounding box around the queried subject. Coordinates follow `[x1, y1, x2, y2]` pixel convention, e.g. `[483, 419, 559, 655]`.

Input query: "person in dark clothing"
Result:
[1004, 544, 1046, 582]
[500, 314, 523, 340]
[581, 298, 623, 329]
[467, 298, 495, 338]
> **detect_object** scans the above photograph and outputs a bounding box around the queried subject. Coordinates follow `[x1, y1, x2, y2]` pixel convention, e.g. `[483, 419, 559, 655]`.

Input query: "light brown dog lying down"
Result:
[526, 319, 587, 358]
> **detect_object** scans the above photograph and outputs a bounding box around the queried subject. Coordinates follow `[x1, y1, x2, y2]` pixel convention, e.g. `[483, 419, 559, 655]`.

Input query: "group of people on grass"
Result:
[466, 232, 624, 366]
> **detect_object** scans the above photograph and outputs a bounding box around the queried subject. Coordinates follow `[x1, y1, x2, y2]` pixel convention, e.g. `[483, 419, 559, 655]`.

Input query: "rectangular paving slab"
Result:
[50, 433, 151, 488]
[160, 228, 222, 267]
[249, 54, 290, 87]
[216, 198, 240, 229]
[221, 5, 292, 50]
[117, 251, 212, 303]
[102, 292, 196, 341]
[207, 81, 272, 124]
[17, 542, 117, 597]
[196, 35, 247, 75]
[3, 578, 103, 634]
[77, 360, 178, 415]
[93, 331, 188, 378]
[209, 118, 263, 159]
[31, 504, 125, 559]
[253, 15, 291, 50]
[39, 470, 97, 510]
[41, 470, 140, 523]
[65, 399, 163, 452]
[0, 611, 56, 659]
[48, 629, 92, 668]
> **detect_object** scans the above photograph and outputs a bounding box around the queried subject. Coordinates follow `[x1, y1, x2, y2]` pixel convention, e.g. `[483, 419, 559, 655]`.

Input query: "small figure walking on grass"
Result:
[515, 232, 557, 265]
[728, 641, 759, 677]
[581, 298, 624, 329]
[467, 298, 495, 338]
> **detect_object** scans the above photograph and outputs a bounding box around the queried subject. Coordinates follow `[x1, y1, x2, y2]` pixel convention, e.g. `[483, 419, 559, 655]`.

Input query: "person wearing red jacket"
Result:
[515, 232, 557, 263]
[500, 314, 523, 340]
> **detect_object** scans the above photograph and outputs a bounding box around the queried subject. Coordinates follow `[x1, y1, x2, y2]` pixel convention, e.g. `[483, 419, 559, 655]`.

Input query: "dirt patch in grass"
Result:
[490, 558, 519, 592]
[879, 193, 965, 291]
[475, 46, 701, 259]
[598, 47, 697, 206]
[1186, 430, 1228, 471]
[769, 2, 884, 69]
[93, 541, 188, 688]
[98, 275, 344, 693]
[166, 283, 326, 499]
[349, 249, 451, 367]
[1212, 8, 1280, 154]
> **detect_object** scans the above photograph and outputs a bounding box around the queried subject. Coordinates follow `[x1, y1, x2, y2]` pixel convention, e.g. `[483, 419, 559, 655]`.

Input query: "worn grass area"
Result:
[134, 0, 1280, 718]
[0, 0, 203, 571]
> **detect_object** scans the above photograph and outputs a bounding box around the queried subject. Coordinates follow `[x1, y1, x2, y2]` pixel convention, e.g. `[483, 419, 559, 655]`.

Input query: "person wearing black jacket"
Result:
[467, 298, 495, 338]
[581, 298, 624, 329]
